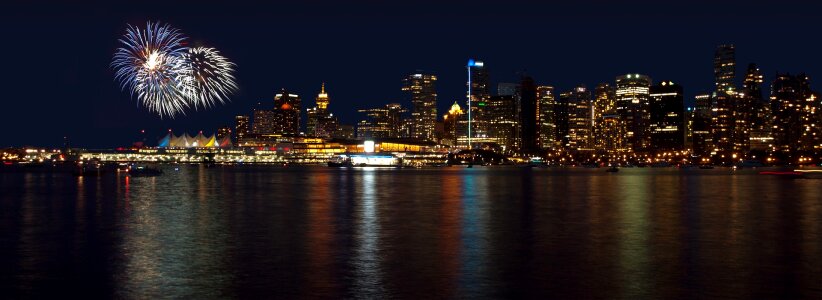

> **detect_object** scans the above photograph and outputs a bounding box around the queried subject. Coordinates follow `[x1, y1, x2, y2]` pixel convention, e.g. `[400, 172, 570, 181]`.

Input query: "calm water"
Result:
[1, 166, 820, 299]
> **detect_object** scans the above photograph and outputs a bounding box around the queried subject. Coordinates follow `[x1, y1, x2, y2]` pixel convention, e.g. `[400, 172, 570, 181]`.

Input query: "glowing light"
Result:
[364, 140, 375, 153]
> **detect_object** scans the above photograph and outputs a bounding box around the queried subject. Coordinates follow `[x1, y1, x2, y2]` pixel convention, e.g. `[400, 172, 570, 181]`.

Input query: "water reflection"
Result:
[351, 169, 384, 296]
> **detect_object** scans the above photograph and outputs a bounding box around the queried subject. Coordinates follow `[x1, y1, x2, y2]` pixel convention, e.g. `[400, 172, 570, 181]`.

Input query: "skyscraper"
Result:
[442, 101, 463, 146]
[770, 73, 820, 154]
[273, 89, 301, 135]
[536, 86, 556, 150]
[403, 72, 438, 141]
[649, 81, 685, 152]
[234, 115, 249, 144]
[486, 95, 519, 152]
[518, 76, 538, 153]
[466, 59, 491, 147]
[712, 45, 736, 156]
[616, 74, 652, 153]
[692, 92, 713, 157]
[593, 83, 616, 151]
[306, 83, 339, 138]
[565, 85, 593, 151]
[357, 103, 407, 139]
[742, 64, 772, 152]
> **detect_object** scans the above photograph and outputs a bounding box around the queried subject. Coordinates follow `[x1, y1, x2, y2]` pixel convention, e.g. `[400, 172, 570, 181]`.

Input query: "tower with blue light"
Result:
[466, 59, 489, 148]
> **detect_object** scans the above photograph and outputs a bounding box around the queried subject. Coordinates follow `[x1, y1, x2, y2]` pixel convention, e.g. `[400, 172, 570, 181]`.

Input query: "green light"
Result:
[478, 102, 486, 106]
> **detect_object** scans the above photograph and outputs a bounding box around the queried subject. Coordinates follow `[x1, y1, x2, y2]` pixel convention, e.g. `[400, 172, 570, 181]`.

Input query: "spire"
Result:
[321, 82, 325, 94]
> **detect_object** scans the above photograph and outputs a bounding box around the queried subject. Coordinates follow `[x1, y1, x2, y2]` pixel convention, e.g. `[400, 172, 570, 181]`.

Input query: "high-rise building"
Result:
[536, 86, 556, 150]
[692, 93, 713, 156]
[649, 81, 685, 152]
[216, 126, 232, 141]
[616, 74, 652, 153]
[518, 76, 538, 153]
[252, 102, 276, 134]
[357, 103, 407, 139]
[466, 59, 491, 147]
[593, 83, 616, 151]
[273, 89, 301, 135]
[485, 95, 519, 152]
[712, 45, 737, 156]
[442, 101, 463, 146]
[564, 85, 593, 151]
[555, 92, 570, 149]
[403, 72, 438, 141]
[599, 114, 625, 157]
[306, 83, 339, 138]
[770, 73, 820, 154]
[235, 115, 249, 144]
[742, 64, 772, 151]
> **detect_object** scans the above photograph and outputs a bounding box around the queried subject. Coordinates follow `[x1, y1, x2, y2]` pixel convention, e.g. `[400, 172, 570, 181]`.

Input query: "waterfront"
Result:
[1, 166, 820, 298]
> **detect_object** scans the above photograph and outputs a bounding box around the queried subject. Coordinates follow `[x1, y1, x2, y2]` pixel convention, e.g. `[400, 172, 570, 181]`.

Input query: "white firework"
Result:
[112, 21, 192, 118]
[181, 47, 238, 109]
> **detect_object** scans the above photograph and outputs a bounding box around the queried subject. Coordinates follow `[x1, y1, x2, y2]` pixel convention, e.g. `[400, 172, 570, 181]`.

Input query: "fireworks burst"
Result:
[112, 21, 236, 118]
[182, 47, 238, 109]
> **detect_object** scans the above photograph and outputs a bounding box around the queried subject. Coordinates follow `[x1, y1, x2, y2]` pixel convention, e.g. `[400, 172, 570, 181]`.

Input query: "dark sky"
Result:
[2, 0, 821, 148]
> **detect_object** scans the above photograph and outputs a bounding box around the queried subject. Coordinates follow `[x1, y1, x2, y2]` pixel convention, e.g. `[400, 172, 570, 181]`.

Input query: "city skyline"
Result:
[3, 1, 822, 148]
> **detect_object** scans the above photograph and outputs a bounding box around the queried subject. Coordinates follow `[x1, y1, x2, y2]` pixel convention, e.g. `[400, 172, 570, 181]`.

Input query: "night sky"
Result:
[2, 0, 821, 148]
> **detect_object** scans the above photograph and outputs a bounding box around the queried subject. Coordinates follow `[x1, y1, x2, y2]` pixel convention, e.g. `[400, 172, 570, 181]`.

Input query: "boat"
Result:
[327, 153, 401, 168]
[126, 164, 163, 176]
[606, 166, 619, 173]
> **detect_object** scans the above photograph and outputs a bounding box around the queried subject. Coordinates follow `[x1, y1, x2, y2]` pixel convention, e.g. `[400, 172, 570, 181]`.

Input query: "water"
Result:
[1, 166, 820, 299]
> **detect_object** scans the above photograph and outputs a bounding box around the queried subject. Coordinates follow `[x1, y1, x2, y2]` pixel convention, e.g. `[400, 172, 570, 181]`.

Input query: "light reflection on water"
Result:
[0, 166, 821, 299]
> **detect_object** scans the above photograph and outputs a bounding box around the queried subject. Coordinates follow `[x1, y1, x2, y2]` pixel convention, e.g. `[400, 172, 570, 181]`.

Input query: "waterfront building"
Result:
[466, 59, 491, 147]
[442, 101, 463, 146]
[712, 45, 736, 157]
[357, 103, 406, 139]
[216, 126, 232, 141]
[537, 86, 556, 150]
[403, 72, 438, 141]
[616, 73, 652, 153]
[742, 64, 773, 152]
[649, 81, 685, 152]
[599, 114, 625, 157]
[593, 83, 616, 151]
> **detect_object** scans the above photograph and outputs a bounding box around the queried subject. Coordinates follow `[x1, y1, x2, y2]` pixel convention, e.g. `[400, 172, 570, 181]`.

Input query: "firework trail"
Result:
[182, 47, 238, 109]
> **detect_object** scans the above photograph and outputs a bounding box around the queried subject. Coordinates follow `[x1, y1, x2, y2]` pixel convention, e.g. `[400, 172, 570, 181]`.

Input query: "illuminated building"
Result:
[537, 86, 556, 150]
[273, 89, 302, 135]
[712, 45, 736, 156]
[235, 115, 250, 144]
[649, 81, 685, 152]
[306, 83, 339, 138]
[692, 92, 713, 156]
[555, 91, 570, 149]
[518, 76, 538, 153]
[742, 64, 773, 151]
[616, 73, 652, 153]
[599, 114, 624, 156]
[770, 73, 820, 153]
[357, 103, 406, 139]
[216, 126, 232, 141]
[564, 85, 593, 151]
[466, 59, 491, 147]
[252, 103, 276, 135]
[158, 131, 231, 148]
[403, 72, 438, 141]
[442, 101, 463, 146]
[593, 83, 616, 151]
[484, 95, 519, 151]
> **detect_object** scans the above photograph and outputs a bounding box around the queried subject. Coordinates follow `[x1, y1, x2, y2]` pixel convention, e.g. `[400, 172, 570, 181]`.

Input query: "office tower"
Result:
[498, 83, 519, 97]
[770, 73, 820, 154]
[403, 72, 438, 141]
[649, 81, 685, 152]
[712, 45, 736, 156]
[252, 101, 276, 134]
[442, 101, 463, 146]
[599, 114, 625, 157]
[536, 86, 556, 150]
[518, 76, 538, 153]
[216, 126, 232, 140]
[335, 124, 355, 139]
[466, 59, 491, 147]
[593, 83, 616, 150]
[273, 89, 301, 135]
[692, 93, 713, 157]
[306, 83, 339, 138]
[235, 115, 249, 144]
[357, 103, 407, 139]
[555, 91, 570, 149]
[486, 95, 519, 152]
[743, 64, 772, 151]
[563, 85, 593, 151]
[616, 74, 652, 153]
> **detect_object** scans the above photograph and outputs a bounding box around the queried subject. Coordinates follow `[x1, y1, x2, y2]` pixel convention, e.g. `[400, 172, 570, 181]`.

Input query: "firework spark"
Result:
[112, 21, 192, 118]
[182, 47, 238, 109]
